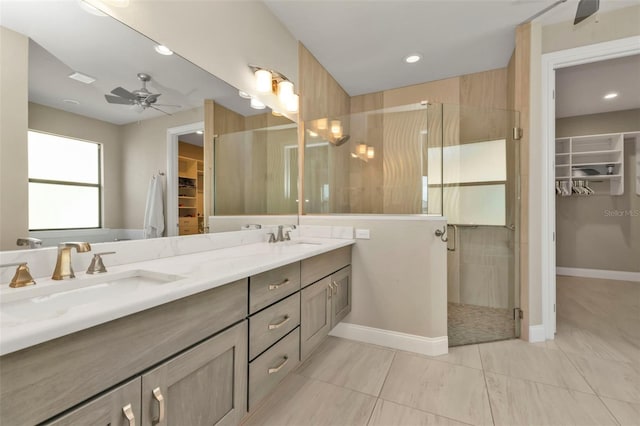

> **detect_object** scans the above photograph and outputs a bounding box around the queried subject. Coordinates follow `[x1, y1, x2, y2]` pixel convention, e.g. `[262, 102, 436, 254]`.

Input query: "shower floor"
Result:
[447, 302, 515, 346]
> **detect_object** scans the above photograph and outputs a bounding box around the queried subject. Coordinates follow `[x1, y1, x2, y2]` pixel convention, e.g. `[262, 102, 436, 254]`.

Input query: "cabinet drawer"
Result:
[249, 328, 300, 410]
[249, 262, 300, 314]
[249, 292, 300, 360]
[179, 217, 197, 226]
[301, 246, 351, 288]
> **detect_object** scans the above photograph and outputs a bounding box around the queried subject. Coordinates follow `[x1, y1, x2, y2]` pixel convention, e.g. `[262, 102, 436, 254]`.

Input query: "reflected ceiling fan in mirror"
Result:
[104, 73, 181, 115]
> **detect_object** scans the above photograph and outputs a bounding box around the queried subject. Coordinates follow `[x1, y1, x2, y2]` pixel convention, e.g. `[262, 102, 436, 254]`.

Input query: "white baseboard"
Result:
[528, 324, 546, 343]
[556, 267, 640, 282]
[329, 322, 449, 356]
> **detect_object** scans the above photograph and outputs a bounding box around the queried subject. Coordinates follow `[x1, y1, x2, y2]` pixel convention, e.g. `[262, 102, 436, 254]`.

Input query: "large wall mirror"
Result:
[0, 0, 298, 250]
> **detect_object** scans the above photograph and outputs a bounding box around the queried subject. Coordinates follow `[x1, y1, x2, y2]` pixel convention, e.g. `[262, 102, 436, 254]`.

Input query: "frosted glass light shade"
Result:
[255, 69, 272, 92]
[357, 143, 367, 155]
[317, 118, 328, 130]
[250, 98, 266, 109]
[330, 120, 341, 135]
[286, 93, 299, 112]
[278, 80, 294, 103]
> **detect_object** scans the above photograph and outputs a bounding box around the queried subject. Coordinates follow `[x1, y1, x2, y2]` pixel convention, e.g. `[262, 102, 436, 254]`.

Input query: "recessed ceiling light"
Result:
[63, 99, 80, 105]
[68, 72, 96, 84]
[196, 130, 204, 135]
[155, 45, 173, 56]
[404, 54, 422, 64]
[238, 90, 252, 99]
[603, 92, 618, 100]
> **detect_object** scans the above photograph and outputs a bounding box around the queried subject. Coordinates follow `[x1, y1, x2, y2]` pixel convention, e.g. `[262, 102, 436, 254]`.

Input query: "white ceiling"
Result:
[0, 0, 260, 125]
[264, 0, 639, 96]
[556, 54, 640, 118]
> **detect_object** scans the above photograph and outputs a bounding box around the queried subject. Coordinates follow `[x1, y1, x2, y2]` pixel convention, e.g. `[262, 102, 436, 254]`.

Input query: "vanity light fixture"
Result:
[196, 130, 204, 135]
[238, 90, 252, 99]
[357, 143, 367, 155]
[317, 118, 328, 130]
[603, 92, 618, 99]
[250, 65, 298, 112]
[154, 45, 173, 56]
[330, 120, 342, 136]
[68, 71, 96, 84]
[404, 54, 422, 64]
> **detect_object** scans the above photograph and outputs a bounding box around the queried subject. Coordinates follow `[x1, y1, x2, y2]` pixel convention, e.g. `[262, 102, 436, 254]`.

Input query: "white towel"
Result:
[143, 176, 165, 238]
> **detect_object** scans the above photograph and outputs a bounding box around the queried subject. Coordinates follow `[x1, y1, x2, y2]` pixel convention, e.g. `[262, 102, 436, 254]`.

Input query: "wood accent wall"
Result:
[512, 23, 532, 341]
[298, 43, 351, 213]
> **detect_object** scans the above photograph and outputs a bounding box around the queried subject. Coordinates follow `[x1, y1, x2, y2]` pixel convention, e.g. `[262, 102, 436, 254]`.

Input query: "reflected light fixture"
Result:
[155, 45, 173, 56]
[330, 120, 342, 136]
[286, 93, 299, 113]
[250, 98, 266, 109]
[317, 118, 328, 130]
[603, 92, 618, 100]
[238, 90, 252, 99]
[196, 130, 204, 135]
[308, 130, 318, 138]
[367, 146, 375, 159]
[357, 143, 367, 155]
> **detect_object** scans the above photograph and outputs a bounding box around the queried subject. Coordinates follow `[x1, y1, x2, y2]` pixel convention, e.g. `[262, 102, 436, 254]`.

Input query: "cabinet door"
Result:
[300, 276, 331, 360]
[45, 378, 141, 426]
[141, 321, 247, 426]
[331, 265, 352, 328]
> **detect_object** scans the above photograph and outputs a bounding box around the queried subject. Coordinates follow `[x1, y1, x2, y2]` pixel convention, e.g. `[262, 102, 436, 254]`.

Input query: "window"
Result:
[429, 139, 507, 225]
[28, 131, 101, 230]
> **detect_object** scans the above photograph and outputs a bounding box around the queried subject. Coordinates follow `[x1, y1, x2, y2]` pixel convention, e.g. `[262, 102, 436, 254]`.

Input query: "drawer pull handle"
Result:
[332, 280, 338, 295]
[122, 403, 136, 426]
[268, 315, 291, 330]
[152, 387, 165, 424]
[269, 278, 290, 291]
[328, 281, 333, 299]
[268, 356, 289, 374]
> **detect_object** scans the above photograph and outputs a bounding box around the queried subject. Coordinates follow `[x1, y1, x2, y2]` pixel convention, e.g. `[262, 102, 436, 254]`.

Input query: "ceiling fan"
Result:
[104, 73, 180, 115]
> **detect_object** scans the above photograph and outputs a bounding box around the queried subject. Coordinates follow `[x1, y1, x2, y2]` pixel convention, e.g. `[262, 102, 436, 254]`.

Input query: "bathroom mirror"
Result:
[0, 0, 298, 249]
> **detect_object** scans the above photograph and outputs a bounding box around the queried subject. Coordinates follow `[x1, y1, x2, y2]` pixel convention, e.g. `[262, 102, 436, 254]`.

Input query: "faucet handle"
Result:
[267, 233, 277, 243]
[16, 237, 43, 249]
[0, 262, 36, 288]
[86, 252, 116, 275]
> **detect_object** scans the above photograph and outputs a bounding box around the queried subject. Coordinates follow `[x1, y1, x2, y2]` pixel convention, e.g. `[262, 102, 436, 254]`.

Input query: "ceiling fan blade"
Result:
[153, 103, 182, 108]
[148, 104, 173, 116]
[110, 86, 137, 100]
[105, 94, 135, 105]
[574, 0, 599, 25]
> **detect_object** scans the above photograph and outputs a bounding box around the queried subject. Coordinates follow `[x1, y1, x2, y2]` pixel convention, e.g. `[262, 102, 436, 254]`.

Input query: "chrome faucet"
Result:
[276, 225, 285, 242]
[52, 242, 91, 280]
[16, 237, 42, 249]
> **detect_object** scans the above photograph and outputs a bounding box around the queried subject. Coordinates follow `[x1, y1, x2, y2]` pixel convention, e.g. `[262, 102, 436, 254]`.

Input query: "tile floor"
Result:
[244, 276, 640, 425]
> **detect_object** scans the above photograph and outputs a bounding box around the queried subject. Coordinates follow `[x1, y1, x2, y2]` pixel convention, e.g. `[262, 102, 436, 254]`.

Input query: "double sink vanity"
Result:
[0, 232, 354, 426]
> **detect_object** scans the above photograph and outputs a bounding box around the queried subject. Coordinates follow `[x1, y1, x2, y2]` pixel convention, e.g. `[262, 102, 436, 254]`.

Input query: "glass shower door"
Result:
[439, 105, 521, 346]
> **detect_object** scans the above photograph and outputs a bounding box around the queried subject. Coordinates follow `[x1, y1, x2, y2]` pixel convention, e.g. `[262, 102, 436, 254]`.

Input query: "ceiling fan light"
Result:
[255, 69, 272, 93]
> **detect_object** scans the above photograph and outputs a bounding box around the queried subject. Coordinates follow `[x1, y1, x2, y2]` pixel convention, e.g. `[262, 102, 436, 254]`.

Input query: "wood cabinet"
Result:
[330, 265, 352, 328]
[141, 321, 247, 426]
[300, 276, 332, 360]
[45, 378, 141, 426]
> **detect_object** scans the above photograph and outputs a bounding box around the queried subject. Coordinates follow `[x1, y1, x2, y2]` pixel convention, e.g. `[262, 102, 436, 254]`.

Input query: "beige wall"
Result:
[28, 103, 123, 229]
[300, 216, 448, 338]
[542, 5, 640, 54]
[120, 107, 204, 229]
[87, 0, 298, 113]
[555, 109, 640, 272]
[0, 27, 29, 250]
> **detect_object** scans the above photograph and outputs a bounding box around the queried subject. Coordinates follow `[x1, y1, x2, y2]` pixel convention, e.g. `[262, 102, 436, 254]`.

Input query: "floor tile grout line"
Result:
[478, 344, 497, 426]
[374, 397, 476, 426]
[481, 368, 604, 397]
[554, 338, 623, 425]
[377, 350, 397, 397]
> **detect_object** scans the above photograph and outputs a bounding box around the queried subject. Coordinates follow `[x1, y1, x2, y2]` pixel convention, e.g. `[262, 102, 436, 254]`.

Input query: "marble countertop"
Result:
[0, 237, 354, 356]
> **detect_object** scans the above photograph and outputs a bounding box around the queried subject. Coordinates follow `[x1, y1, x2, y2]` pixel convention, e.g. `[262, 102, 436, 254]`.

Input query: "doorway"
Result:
[166, 122, 204, 237]
[540, 36, 640, 339]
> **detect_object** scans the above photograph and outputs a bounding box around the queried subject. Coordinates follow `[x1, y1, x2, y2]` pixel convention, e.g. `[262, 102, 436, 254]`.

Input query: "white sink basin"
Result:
[1, 270, 184, 322]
